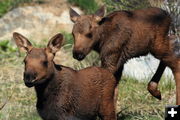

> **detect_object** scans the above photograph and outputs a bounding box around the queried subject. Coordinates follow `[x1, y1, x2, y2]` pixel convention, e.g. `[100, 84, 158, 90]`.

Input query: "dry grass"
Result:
[117, 76, 175, 120]
[0, 65, 40, 120]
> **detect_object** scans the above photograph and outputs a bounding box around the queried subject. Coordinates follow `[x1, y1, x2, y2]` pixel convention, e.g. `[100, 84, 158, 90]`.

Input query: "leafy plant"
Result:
[0, 40, 17, 53]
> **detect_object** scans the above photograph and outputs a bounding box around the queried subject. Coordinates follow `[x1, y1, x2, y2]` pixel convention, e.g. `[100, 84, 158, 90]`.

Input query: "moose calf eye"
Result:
[42, 61, 48, 67]
[86, 33, 93, 38]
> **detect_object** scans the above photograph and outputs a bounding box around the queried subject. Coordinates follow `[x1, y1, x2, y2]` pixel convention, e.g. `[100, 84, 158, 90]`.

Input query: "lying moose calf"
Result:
[13, 32, 116, 120]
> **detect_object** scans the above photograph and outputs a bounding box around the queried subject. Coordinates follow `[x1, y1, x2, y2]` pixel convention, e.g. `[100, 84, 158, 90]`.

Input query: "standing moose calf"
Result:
[13, 32, 116, 120]
[70, 7, 180, 104]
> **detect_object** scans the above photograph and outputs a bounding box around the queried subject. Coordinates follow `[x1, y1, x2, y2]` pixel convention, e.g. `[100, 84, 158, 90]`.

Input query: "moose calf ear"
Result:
[95, 6, 106, 18]
[94, 6, 106, 22]
[69, 8, 80, 23]
[13, 32, 32, 52]
[47, 33, 63, 54]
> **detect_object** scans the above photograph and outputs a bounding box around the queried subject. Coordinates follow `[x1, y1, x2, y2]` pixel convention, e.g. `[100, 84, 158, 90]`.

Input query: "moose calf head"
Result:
[13, 32, 63, 87]
[70, 6, 105, 61]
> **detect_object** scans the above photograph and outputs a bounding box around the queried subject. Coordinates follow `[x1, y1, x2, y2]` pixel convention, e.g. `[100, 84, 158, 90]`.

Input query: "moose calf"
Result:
[70, 7, 180, 104]
[13, 32, 116, 120]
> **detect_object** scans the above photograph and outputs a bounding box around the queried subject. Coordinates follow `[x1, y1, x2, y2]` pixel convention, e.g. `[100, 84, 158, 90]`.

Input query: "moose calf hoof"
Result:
[147, 81, 162, 100]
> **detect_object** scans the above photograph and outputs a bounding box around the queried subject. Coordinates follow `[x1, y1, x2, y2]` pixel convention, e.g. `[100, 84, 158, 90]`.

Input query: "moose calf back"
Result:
[99, 7, 171, 59]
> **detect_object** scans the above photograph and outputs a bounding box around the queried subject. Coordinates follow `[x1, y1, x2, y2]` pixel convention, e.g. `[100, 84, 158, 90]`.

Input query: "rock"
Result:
[0, 0, 82, 43]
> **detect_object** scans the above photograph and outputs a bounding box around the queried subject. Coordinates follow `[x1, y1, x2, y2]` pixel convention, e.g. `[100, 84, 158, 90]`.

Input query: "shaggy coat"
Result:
[13, 32, 116, 120]
[70, 7, 180, 104]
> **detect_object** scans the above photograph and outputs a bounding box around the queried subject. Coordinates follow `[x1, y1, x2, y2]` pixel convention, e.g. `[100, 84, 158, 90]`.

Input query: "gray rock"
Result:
[0, 4, 82, 43]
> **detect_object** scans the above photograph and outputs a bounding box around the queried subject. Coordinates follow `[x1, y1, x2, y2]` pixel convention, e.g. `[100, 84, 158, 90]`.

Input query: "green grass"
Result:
[117, 76, 175, 120]
[0, 40, 20, 66]
[68, 0, 150, 14]
[103, 0, 150, 13]
[0, 65, 41, 120]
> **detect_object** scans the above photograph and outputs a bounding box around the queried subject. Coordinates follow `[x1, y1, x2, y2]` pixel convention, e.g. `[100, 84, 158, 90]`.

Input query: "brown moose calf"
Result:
[13, 32, 116, 120]
[70, 7, 180, 104]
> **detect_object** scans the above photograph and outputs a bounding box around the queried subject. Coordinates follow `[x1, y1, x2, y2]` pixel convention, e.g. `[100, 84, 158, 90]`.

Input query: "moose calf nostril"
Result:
[24, 73, 30, 81]
[78, 54, 85, 60]
[73, 51, 85, 61]
[24, 72, 37, 82]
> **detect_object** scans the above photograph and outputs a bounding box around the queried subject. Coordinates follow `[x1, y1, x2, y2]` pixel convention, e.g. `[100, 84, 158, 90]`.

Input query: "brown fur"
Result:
[70, 7, 180, 104]
[13, 32, 117, 120]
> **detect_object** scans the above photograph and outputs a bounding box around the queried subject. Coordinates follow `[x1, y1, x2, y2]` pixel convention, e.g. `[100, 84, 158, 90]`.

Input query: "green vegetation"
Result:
[68, 0, 99, 14]
[0, 65, 41, 120]
[117, 76, 175, 120]
[103, 0, 150, 13]
[0, 40, 20, 66]
[67, 0, 150, 14]
[0, 0, 34, 17]
[62, 32, 74, 49]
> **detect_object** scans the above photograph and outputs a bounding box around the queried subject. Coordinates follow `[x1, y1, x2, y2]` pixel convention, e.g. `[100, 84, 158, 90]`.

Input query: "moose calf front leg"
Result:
[101, 54, 123, 112]
[113, 66, 124, 110]
[103, 64, 121, 112]
[100, 98, 116, 120]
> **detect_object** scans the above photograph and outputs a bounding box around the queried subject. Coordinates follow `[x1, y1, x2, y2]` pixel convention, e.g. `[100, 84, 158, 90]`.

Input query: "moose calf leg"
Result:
[99, 80, 117, 120]
[100, 99, 116, 120]
[173, 64, 180, 105]
[114, 66, 124, 112]
[148, 61, 166, 100]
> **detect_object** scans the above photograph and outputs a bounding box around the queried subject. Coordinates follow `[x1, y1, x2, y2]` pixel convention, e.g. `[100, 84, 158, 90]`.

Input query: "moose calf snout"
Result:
[73, 50, 86, 61]
[24, 72, 37, 87]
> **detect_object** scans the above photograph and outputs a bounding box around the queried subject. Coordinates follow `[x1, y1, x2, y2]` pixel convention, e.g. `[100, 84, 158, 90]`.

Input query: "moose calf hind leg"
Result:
[147, 61, 166, 100]
[174, 67, 180, 105]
